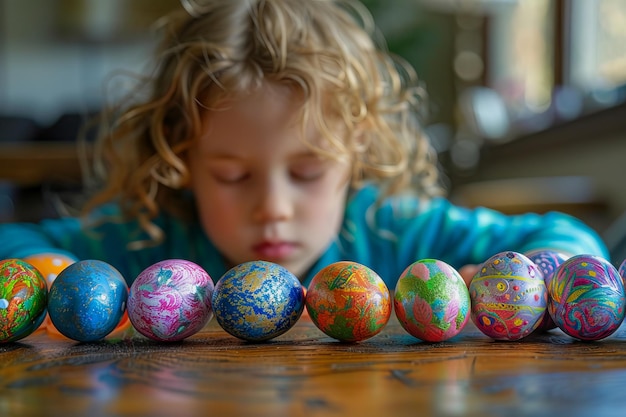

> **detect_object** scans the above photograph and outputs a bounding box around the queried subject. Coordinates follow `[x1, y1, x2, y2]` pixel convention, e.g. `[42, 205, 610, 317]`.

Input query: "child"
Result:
[0, 0, 608, 288]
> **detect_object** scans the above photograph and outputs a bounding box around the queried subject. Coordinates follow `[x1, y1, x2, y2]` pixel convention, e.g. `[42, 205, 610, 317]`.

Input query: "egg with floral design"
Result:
[394, 259, 470, 342]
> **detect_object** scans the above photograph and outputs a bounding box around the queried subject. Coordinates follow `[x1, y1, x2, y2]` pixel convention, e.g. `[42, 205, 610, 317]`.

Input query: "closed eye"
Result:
[209, 165, 249, 184]
[213, 172, 249, 183]
[290, 163, 326, 181]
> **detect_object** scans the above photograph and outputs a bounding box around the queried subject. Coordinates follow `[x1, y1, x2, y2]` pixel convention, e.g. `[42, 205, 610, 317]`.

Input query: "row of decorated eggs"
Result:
[468, 251, 626, 342]
[1, 252, 625, 344]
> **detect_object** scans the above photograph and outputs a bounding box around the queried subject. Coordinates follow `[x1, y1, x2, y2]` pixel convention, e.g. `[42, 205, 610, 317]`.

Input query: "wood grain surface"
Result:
[2, 315, 626, 417]
[0, 142, 88, 187]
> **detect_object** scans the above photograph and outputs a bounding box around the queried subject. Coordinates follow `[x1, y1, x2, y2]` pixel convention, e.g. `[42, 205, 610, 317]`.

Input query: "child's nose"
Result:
[252, 178, 294, 223]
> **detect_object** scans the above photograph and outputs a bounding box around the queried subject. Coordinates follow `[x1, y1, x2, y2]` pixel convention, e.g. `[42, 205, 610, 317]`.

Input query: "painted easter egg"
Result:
[128, 259, 214, 342]
[548, 254, 625, 341]
[469, 251, 547, 341]
[0, 259, 48, 343]
[619, 259, 626, 283]
[23, 253, 77, 288]
[23, 253, 76, 337]
[212, 261, 305, 342]
[48, 259, 128, 342]
[306, 261, 391, 342]
[524, 249, 570, 332]
[394, 259, 470, 342]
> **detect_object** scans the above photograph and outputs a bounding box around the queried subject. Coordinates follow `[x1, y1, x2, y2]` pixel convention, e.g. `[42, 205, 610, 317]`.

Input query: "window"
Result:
[488, 0, 555, 118]
[487, 0, 626, 131]
[569, 0, 626, 99]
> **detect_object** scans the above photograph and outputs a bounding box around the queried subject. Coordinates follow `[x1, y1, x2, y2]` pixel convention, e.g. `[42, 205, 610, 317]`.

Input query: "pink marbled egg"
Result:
[128, 259, 214, 342]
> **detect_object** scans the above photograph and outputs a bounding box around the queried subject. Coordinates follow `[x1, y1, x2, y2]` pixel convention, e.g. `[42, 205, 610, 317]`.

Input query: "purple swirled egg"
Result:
[394, 259, 470, 342]
[128, 259, 214, 342]
[548, 254, 625, 341]
[524, 249, 570, 332]
[469, 251, 547, 341]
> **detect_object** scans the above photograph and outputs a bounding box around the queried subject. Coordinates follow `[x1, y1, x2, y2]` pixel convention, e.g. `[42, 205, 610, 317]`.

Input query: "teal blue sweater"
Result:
[0, 185, 608, 287]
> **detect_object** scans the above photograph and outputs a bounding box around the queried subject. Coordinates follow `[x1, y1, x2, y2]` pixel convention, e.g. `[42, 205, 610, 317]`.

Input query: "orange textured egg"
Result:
[306, 261, 391, 342]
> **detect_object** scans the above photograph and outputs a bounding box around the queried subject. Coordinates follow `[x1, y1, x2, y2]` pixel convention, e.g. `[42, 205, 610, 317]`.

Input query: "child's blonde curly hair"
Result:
[84, 0, 442, 246]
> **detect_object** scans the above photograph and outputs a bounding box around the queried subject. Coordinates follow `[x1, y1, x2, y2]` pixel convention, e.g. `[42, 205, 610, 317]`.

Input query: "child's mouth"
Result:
[252, 241, 297, 260]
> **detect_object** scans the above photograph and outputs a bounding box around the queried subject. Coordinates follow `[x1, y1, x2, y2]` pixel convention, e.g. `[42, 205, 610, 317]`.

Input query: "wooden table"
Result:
[0, 142, 87, 187]
[2, 315, 626, 417]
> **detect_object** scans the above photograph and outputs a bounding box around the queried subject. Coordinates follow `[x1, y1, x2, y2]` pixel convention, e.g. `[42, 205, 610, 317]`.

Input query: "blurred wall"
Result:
[451, 103, 626, 238]
[1, 0, 457, 126]
[0, 0, 165, 125]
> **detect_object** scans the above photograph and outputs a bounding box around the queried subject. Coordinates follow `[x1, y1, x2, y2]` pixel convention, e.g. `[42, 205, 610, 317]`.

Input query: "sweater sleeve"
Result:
[398, 198, 610, 265]
[339, 186, 609, 286]
[0, 218, 85, 260]
[0, 213, 226, 284]
[0, 213, 164, 283]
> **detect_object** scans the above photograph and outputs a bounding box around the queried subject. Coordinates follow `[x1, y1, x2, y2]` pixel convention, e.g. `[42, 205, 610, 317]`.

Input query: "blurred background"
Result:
[1, 0, 625, 261]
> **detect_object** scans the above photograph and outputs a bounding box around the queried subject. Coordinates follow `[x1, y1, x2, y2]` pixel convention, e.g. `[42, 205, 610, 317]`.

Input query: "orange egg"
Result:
[306, 261, 391, 342]
[23, 253, 77, 338]
[24, 253, 76, 288]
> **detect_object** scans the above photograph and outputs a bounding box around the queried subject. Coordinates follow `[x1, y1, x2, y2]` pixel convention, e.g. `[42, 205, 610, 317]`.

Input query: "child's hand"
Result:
[459, 264, 479, 287]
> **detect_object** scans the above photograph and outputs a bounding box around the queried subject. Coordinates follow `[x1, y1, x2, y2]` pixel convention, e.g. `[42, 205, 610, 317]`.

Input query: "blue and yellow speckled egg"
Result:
[212, 261, 305, 342]
[394, 259, 470, 342]
[548, 254, 625, 341]
[0, 259, 48, 343]
[128, 259, 214, 342]
[469, 251, 547, 341]
[524, 249, 570, 332]
[48, 259, 128, 342]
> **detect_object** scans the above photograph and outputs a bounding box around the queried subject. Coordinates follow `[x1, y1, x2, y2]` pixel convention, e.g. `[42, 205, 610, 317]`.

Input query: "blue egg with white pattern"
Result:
[48, 260, 128, 342]
[212, 261, 305, 342]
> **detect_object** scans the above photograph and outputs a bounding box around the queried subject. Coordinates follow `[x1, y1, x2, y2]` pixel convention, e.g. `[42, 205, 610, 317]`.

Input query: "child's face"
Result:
[188, 82, 351, 280]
